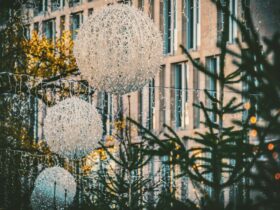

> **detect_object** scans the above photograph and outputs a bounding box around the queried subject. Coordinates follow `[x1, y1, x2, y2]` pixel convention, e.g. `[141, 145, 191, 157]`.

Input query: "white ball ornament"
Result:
[250, 0, 280, 38]
[31, 167, 76, 210]
[44, 97, 103, 159]
[74, 4, 163, 95]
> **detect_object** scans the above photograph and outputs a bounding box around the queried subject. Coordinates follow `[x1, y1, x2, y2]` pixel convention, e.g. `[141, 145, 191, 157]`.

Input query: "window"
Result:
[147, 157, 155, 204]
[88, 8, 94, 16]
[60, 16, 65, 35]
[181, 175, 188, 202]
[228, 0, 238, 43]
[34, 0, 48, 15]
[160, 0, 164, 33]
[241, 0, 250, 41]
[218, 0, 238, 43]
[205, 56, 219, 123]
[172, 63, 188, 129]
[102, 93, 113, 135]
[138, 89, 143, 123]
[138, 0, 144, 10]
[98, 92, 113, 136]
[131, 159, 139, 181]
[71, 12, 83, 39]
[69, 0, 82, 7]
[33, 22, 39, 33]
[159, 67, 166, 129]
[161, 0, 177, 54]
[182, 0, 200, 50]
[106, 93, 114, 135]
[193, 61, 200, 128]
[23, 25, 30, 39]
[147, 79, 155, 130]
[138, 89, 143, 134]
[33, 98, 39, 142]
[163, 0, 171, 53]
[149, 0, 155, 20]
[43, 19, 56, 41]
[161, 155, 171, 192]
[51, 0, 65, 11]
[137, 82, 155, 131]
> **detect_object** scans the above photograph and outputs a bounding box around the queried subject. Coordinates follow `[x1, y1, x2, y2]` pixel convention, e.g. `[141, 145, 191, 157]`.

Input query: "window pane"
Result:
[43, 19, 56, 41]
[71, 12, 83, 39]
[205, 57, 218, 122]
[193, 61, 200, 128]
[163, 0, 172, 54]
[148, 80, 155, 130]
[159, 66, 166, 129]
[172, 63, 188, 129]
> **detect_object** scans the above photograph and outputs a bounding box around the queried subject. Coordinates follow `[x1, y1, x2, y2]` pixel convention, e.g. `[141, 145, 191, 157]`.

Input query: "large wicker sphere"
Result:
[44, 97, 103, 159]
[31, 167, 76, 210]
[74, 4, 163, 95]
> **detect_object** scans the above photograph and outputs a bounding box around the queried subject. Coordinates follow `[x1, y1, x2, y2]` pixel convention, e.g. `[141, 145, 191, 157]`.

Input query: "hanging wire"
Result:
[0, 69, 261, 98]
[0, 71, 258, 134]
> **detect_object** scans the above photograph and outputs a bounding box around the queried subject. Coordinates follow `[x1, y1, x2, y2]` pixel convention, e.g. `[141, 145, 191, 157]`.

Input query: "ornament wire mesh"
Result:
[74, 4, 163, 95]
[31, 166, 77, 210]
[44, 96, 103, 160]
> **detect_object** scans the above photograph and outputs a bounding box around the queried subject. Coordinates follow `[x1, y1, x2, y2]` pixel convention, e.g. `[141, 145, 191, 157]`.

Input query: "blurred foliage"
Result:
[0, 2, 84, 209]
[0, 14, 27, 74]
[81, 117, 156, 210]
[128, 0, 280, 209]
[0, 94, 34, 149]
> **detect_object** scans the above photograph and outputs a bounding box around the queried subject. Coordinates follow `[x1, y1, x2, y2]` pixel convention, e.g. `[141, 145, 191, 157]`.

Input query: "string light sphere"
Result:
[30, 167, 76, 210]
[44, 97, 103, 159]
[74, 4, 163, 95]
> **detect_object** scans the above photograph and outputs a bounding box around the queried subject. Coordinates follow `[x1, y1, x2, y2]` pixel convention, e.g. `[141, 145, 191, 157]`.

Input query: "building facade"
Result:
[22, 0, 269, 206]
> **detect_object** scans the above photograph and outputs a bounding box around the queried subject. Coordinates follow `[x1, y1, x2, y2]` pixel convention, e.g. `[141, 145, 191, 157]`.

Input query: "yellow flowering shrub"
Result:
[22, 31, 77, 78]
[113, 120, 126, 131]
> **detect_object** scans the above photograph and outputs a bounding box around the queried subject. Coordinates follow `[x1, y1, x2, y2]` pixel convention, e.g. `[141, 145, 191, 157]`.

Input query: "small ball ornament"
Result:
[44, 97, 103, 159]
[31, 167, 76, 210]
[74, 4, 163, 95]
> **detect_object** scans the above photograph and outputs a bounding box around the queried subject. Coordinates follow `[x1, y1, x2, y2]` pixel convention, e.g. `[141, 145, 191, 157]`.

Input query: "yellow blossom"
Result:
[22, 31, 77, 78]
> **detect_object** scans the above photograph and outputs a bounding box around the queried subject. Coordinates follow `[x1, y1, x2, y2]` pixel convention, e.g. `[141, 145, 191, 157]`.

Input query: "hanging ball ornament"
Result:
[74, 4, 163, 95]
[250, 0, 280, 38]
[30, 167, 76, 210]
[44, 97, 103, 159]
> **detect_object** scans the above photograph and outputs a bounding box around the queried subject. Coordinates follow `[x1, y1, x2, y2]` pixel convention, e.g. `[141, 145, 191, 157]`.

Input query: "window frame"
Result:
[183, 0, 200, 50]
[172, 62, 189, 129]
[70, 12, 83, 39]
[162, 0, 177, 55]
[205, 56, 220, 123]
[42, 18, 56, 41]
